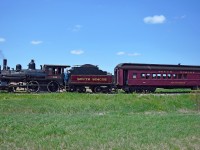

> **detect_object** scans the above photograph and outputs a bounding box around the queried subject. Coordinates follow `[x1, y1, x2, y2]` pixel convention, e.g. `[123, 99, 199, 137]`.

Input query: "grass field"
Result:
[0, 92, 200, 149]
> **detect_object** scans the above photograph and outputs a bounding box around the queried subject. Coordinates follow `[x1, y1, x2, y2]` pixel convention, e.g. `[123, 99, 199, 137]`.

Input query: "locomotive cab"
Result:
[43, 64, 70, 87]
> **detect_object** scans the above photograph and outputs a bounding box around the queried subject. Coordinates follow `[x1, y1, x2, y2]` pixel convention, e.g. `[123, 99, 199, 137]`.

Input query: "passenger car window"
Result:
[157, 74, 161, 79]
[152, 74, 156, 79]
[183, 74, 187, 79]
[141, 73, 146, 78]
[173, 74, 177, 79]
[163, 74, 167, 79]
[133, 73, 137, 79]
[178, 74, 182, 79]
[168, 74, 171, 79]
[146, 74, 150, 79]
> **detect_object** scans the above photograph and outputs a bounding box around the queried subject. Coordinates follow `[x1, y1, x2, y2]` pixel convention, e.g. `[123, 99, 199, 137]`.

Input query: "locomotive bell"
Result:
[28, 59, 35, 70]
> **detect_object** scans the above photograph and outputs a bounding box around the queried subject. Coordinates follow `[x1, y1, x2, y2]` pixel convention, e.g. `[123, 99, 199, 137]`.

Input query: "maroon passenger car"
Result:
[115, 63, 200, 93]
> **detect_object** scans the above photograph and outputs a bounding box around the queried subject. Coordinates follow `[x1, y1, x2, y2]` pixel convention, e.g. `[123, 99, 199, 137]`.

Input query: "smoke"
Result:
[0, 50, 5, 59]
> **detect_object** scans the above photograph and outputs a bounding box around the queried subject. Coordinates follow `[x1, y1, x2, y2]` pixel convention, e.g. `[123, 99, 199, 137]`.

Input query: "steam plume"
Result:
[0, 50, 5, 59]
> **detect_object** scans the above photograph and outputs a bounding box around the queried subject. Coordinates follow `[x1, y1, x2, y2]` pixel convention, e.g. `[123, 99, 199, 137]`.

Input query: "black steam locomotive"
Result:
[0, 59, 70, 92]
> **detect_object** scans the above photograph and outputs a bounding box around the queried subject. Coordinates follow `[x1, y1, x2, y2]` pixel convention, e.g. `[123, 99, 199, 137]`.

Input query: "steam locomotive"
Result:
[0, 59, 114, 93]
[0, 59, 200, 93]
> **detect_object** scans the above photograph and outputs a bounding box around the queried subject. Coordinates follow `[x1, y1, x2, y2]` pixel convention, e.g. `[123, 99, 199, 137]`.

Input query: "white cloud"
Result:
[0, 37, 6, 43]
[180, 15, 186, 19]
[70, 49, 84, 55]
[116, 51, 125, 55]
[128, 53, 141, 56]
[0, 50, 5, 59]
[117, 51, 141, 57]
[174, 15, 186, 20]
[31, 40, 43, 45]
[72, 24, 82, 32]
[143, 15, 166, 24]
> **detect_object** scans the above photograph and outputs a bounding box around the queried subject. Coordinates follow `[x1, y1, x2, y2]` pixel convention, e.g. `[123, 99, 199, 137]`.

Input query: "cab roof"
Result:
[43, 64, 70, 68]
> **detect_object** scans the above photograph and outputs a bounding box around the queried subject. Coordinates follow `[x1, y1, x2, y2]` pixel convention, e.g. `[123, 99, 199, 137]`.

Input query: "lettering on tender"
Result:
[77, 78, 91, 81]
[92, 78, 107, 81]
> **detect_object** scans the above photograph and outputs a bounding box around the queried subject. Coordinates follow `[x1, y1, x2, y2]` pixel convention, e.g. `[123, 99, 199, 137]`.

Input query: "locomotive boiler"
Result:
[0, 59, 70, 92]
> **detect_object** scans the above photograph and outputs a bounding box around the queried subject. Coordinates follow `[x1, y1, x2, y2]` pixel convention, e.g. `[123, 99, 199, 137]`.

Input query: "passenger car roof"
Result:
[115, 63, 200, 71]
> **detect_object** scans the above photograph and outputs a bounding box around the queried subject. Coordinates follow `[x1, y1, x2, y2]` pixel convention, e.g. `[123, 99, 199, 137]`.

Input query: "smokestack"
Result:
[3, 59, 7, 70]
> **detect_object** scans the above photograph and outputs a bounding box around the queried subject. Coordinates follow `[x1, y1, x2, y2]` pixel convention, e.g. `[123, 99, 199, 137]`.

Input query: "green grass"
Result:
[155, 88, 192, 93]
[0, 93, 200, 149]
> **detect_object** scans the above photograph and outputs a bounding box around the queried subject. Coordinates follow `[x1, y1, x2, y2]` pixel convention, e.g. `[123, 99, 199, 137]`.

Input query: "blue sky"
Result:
[0, 0, 200, 73]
